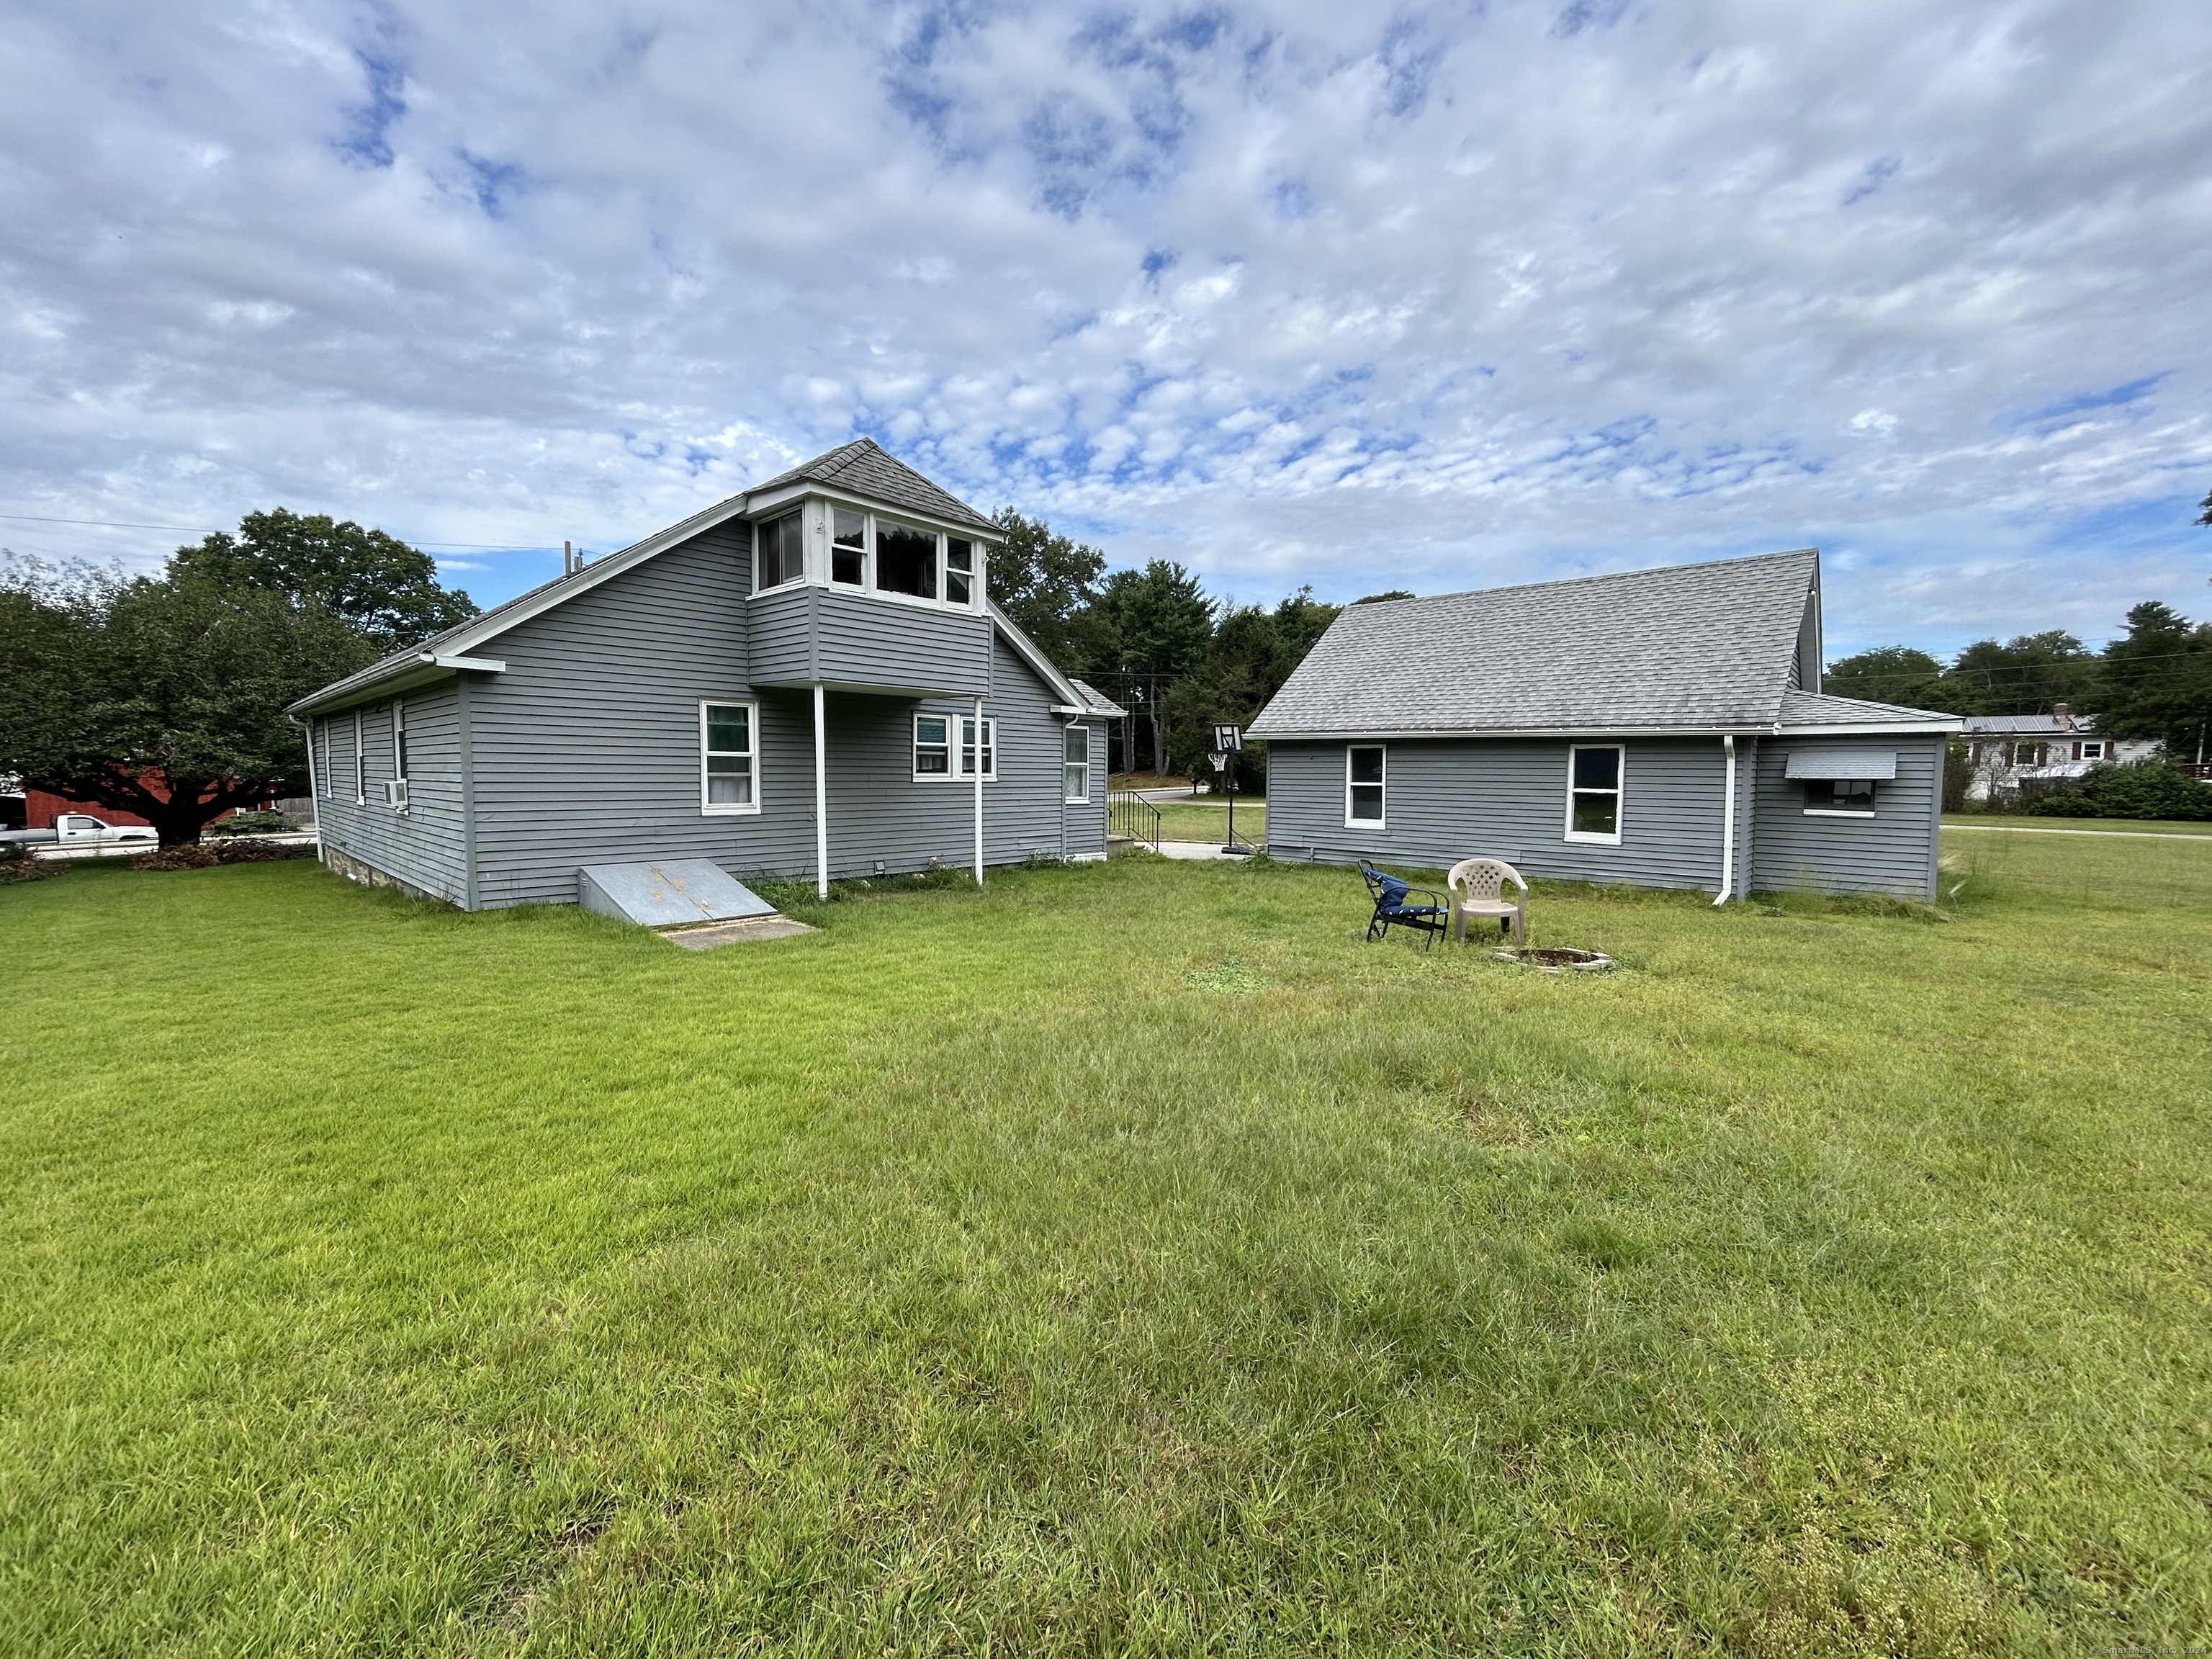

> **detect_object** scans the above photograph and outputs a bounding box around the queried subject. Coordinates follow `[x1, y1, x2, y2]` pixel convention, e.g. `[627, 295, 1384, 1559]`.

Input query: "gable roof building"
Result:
[289, 440, 1120, 915]
[1251, 549, 1958, 900]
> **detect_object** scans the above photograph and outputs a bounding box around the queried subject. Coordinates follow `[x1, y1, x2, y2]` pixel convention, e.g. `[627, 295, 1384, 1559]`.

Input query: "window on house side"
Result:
[392, 700, 409, 783]
[757, 511, 803, 590]
[914, 714, 952, 778]
[1346, 745, 1385, 825]
[959, 716, 996, 781]
[876, 521, 937, 599]
[1804, 779, 1876, 814]
[1565, 745, 1622, 842]
[832, 508, 866, 585]
[701, 701, 759, 811]
[945, 539, 974, 606]
[2080, 741, 2105, 760]
[1064, 726, 1090, 803]
[353, 709, 366, 804]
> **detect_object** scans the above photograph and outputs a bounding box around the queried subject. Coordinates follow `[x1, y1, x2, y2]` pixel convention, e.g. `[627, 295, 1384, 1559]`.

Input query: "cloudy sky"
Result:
[4, 0, 2209, 655]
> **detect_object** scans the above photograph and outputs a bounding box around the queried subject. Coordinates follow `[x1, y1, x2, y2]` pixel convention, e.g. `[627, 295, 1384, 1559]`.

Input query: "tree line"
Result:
[1825, 598, 2212, 765]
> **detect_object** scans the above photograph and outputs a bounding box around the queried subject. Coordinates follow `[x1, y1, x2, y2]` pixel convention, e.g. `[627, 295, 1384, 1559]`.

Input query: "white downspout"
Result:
[813, 683, 829, 901]
[1714, 734, 1737, 905]
[973, 696, 985, 886]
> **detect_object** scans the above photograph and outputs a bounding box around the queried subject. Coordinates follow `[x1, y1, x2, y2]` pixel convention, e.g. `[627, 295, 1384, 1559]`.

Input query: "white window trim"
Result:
[912, 712, 955, 782]
[1344, 743, 1387, 830]
[747, 498, 987, 614]
[699, 698, 762, 815]
[1563, 744, 1624, 845]
[1804, 808, 1876, 818]
[391, 698, 410, 807]
[1064, 724, 1091, 804]
[958, 715, 997, 783]
[352, 708, 366, 805]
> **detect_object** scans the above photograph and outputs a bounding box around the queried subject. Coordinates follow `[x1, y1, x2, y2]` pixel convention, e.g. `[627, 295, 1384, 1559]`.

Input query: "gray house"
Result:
[288, 440, 1123, 910]
[1249, 549, 1960, 899]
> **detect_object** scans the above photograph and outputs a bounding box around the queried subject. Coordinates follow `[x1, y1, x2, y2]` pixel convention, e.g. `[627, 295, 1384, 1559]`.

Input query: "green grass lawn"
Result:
[1943, 813, 2212, 837]
[4, 837, 2208, 1654]
[1146, 798, 1267, 843]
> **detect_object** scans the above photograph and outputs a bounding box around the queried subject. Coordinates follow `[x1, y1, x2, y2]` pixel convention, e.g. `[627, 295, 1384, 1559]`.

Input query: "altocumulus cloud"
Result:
[2, 0, 2209, 650]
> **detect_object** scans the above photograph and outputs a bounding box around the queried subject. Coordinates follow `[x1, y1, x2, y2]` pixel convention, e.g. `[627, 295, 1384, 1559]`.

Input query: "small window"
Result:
[945, 538, 974, 606]
[831, 508, 866, 585]
[914, 714, 952, 778]
[392, 699, 409, 783]
[876, 521, 937, 599]
[1565, 745, 1622, 843]
[757, 511, 803, 590]
[959, 716, 997, 781]
[1346, 745, 1385, 826]
[353, 709, 366, 804]
[2078, 741, 2105, 760]
[2010, 740, 2045, 768]
[701, 701, 759, 811]
[318, 719, 332, 798]
[1805, 779, 1876, 814]
[1064, 725, 1091, 803]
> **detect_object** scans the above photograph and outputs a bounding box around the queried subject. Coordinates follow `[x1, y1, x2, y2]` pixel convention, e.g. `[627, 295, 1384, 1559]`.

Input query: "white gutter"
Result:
[1714, 734, 1737, 906]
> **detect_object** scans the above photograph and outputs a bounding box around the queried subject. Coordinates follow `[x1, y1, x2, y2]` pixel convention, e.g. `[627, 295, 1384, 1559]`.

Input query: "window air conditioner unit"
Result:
[383, 778, 410, 810]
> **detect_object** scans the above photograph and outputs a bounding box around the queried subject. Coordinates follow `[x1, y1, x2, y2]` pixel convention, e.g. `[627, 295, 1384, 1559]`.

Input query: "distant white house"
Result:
[1960, 704, 2159, 802]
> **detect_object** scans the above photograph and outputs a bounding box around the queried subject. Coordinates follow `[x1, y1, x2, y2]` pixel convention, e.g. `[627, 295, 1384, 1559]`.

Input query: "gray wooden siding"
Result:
[310, 685, 467, 902]
[1262, 736, 1741, 892]
[459, 528, 1092, 907]
[1750, 734, 1943, 899]
[747, 583, 990, 695]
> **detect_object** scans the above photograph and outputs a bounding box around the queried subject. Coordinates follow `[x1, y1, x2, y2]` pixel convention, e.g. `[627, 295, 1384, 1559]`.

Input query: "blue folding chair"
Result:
[1359, 861, 1448, 950]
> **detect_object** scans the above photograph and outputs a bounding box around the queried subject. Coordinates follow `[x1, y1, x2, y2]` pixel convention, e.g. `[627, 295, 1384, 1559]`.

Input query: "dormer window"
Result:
[876, 519, 937, 599]
[757, 511, 803, 590]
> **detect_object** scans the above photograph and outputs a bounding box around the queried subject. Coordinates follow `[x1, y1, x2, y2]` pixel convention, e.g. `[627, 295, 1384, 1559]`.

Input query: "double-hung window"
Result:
[701, 700, 760, 811]
[757, 511, 804, 590]
[960, 717, 996, 781]
[945, 538, 974, 605]
[831, 508, 866, 585]
[1346, 745, 1385, 827]
[913, 714, 953, 778]
[2078, 740, 2105, 760]
[1565, 745, 1623, 843]
[1064, 726, 1091, 803]
[392, 700, 409, 784]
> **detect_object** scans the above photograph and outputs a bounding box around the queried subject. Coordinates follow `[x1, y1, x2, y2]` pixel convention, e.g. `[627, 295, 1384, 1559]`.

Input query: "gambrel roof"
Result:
[1249, 549, 1956, 739]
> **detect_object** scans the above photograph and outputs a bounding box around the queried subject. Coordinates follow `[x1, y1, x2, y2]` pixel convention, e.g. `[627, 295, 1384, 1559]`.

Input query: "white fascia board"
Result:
[429, 653, 505, 673]
[745, 481, 1003, 541]
[988, 603, 1086, 709]
[1773, 719, 1961, 736]
[1247, 724, 1782, 742]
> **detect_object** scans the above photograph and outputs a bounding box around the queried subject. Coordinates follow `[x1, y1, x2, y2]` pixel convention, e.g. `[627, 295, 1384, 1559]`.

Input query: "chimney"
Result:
[2052, 701, 2072, 729]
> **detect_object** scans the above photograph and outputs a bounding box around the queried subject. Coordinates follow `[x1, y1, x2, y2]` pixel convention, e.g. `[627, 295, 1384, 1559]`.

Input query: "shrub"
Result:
[208, 811, 297, 837]
[2026, 760, 2212, 822]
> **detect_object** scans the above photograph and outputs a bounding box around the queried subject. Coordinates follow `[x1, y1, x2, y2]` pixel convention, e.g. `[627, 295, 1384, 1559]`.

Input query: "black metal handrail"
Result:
[1108, 791, 1162, 851]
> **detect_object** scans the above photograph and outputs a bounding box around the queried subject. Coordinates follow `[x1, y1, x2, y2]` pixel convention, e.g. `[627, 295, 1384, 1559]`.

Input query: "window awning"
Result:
[1784, 750, 1897, 781]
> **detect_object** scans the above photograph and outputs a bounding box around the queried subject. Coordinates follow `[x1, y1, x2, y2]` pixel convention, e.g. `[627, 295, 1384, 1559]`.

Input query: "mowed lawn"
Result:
[2, 835, 2208, 1655]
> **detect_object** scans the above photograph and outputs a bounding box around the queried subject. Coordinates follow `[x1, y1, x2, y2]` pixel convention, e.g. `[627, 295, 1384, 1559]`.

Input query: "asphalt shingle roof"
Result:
[751, 437, 997, 531]
[1251, 549, 1858, 738]
[1066, 677, 1128, 719]
[1778, 689, 1956, 728]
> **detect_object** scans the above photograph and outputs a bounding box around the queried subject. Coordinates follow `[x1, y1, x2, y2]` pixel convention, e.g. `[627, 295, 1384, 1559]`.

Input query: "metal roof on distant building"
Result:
[749, 437, 998, 531]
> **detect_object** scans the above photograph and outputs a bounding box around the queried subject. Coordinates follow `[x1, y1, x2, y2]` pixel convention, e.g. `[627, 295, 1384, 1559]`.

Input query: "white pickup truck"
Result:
[1, 813, 160, 850]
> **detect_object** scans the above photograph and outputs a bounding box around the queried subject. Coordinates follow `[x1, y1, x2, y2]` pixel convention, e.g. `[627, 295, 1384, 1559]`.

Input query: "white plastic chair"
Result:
[1447, 858, 1528, 945]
